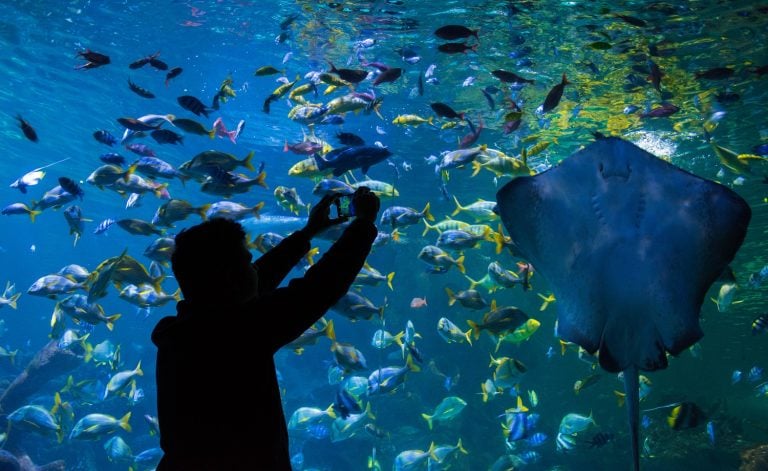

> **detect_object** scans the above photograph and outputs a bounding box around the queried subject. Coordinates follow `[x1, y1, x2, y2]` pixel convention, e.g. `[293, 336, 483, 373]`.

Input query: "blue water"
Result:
[1, 1, 767, 469]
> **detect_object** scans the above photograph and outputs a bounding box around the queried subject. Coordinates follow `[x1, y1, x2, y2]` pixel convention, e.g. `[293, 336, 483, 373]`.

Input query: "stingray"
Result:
[495, 137, 751, 470]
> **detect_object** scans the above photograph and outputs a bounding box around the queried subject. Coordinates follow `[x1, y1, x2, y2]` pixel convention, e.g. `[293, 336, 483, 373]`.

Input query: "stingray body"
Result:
[496, 137, 751, 470]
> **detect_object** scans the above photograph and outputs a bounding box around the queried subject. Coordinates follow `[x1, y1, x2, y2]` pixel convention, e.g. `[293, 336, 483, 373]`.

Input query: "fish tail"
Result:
[422, 202, 434, 221]
[252, 201, 265, 218]
[255, 171, 268, 189]
[119, 412, 133, 433]
[305, 247, 319, 265]
[105, 314, 122, 331]
[242, 150, 256, 171]
[445, 287, 457, 306]
[451, 195, 464, 217]
[493, 231, 504, 254]
[7, 292, 21, 310]
[421, 413, 433, 430]
[470, 160, 483, 177]
[561, 73, 570, 85]
[326, 320, 337, 342]
[455, 255, 466, 274]
[28, 209, 42, 223]
[480, 381, 490, 402]
[623, 367, 640, 471]
[422, 219, 436, 237]
[465, 275, 480, 291]
[197, 203, 211, 220]
[467, 320, 481, 340]
[124, 162, 139, 182]
[83, 342, 93, 364]
[386, 272, 395, 290]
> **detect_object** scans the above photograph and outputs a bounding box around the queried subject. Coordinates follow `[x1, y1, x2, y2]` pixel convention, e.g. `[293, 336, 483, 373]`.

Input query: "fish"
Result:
[410, 297, 427, 309]
[695, 67, 735, 80]
[536, 73, 569, 113]
[116, 218, 164, 236]
[372, 67, 402, 86]
[496, 137, 750, 471]
[177, 95, 212, 117]
[151, 129, 184, 145]
[165, 67, 182, 87]
[437, 42, 478, 54]
[0, 203, 42, 222]
[614, 13, 647, 27]
[328, 62, 368, 83]
[127, 79, 155, 98]
[100, 153, 126, 165]
[63, 205, 89, 246]
[93, 130, 118, 146]
[10, 157, 69, 193]
[58, 177, 84, 200]
[254, 65, 282, 76]
[336, 132, 365, 146]
[117, 117, 162, 132]
[491, 70, 534, 84]
[421, 396, 466, 429]
[93, 218, 115, 235]
[315, 145, 392, 177]
[667, 402, 705, 430]
[752, 314, 768, 335]
[16, 115, 38, 142]
[70, 412, 131, 440]
[640, 102, 679, 118]
[430, 103, 464, 120]
[434, 25, 479, 40]
[75, 49, 110, 69]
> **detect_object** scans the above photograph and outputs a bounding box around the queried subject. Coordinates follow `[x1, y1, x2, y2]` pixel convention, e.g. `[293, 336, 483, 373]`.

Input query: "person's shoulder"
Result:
[151, 315, 179, 345]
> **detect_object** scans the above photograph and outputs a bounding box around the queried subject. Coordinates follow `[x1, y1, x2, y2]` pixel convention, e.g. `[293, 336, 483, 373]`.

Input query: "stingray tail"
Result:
[623, 366, 640, 471]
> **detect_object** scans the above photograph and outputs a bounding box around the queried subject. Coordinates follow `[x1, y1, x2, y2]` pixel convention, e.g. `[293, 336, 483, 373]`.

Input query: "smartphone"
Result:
[337, 195, 355, 217]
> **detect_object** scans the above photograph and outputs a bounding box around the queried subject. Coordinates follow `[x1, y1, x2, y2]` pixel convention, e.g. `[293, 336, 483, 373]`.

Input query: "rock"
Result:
[740, 443, 768, 471]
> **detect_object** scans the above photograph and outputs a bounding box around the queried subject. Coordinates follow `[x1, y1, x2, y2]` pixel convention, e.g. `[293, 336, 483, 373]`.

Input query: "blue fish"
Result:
[99, 153, 126, 165]
[520, 451, 541, 464]
[94, 218, 116, 235]
[315, 145, 393, 176]
[641, 415, 651, 429]
[526, 432, 548, 447]
[93, 130, 118, 146]
[731, 370, 743, 384]
[748, 366, 764, 383]
[506, 412, 529, 442]
[334, 387, 362, 419]
[307, 424, 330, 440]
[706, 421, 715, 445]
[753, 143, 768, 156]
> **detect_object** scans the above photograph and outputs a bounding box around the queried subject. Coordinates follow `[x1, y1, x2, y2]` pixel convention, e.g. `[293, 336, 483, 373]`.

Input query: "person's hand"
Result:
[351, 186, 380, 223]
[301, 194, 347, 239]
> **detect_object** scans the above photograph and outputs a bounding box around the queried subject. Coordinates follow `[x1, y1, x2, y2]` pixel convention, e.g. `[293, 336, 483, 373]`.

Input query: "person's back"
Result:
[152, 189, 379, 470]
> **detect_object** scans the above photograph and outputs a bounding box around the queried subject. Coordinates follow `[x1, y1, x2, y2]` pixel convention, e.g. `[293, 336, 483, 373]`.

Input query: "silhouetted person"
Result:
[152, 188, 380, 470]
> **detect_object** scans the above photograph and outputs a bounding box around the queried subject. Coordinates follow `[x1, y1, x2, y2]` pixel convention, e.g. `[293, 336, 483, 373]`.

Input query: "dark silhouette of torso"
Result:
[152, 219, 377, 470]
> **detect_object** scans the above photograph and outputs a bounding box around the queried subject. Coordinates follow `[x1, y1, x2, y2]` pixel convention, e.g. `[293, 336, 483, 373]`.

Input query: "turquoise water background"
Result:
[0, 1, 767, 469]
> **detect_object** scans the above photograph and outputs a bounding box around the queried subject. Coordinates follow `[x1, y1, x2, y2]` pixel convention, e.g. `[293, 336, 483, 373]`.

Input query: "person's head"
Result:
[171, 218, 258, 305]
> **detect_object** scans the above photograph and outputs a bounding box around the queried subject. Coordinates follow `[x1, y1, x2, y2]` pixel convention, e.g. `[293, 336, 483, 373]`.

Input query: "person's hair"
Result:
[171, 218, 248, 301]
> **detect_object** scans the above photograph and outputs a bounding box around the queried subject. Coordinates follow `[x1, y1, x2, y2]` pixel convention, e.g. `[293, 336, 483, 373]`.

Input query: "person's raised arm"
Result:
[260, 187, 380, 351]
[253, 194, 347, 293]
